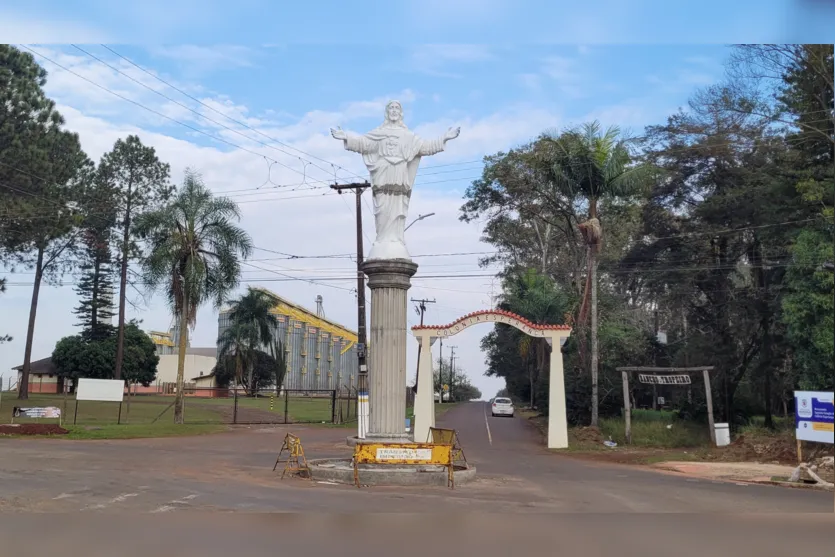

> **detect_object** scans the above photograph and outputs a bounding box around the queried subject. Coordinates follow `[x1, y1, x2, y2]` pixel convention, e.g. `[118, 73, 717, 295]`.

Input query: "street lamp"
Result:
[405, 212, 436, 232]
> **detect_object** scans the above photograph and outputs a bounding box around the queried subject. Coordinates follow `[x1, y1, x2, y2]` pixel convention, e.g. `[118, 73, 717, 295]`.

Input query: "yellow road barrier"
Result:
[427, 427, 468, 469]
[273, 433, 310, 479]
[353, 442, 455, 489]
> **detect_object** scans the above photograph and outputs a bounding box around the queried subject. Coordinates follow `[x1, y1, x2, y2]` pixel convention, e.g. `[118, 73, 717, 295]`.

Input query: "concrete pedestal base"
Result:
[308, 458, 476, 487]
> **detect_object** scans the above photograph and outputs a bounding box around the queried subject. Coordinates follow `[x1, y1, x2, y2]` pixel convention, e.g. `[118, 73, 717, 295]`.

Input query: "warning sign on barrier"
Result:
[353, 442, 455, 489]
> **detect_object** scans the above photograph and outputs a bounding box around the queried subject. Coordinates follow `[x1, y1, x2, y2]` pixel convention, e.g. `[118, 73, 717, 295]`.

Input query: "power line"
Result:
[3, 260, 825, 289]
[71, 44, 339, 183]
[98, 44, 366, 182]
[241, 261, 355, 293]
[19, 45, 329, 183]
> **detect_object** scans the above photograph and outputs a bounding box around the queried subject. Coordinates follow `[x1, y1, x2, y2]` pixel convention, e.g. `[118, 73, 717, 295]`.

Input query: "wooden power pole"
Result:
[330, 182, 370, 436]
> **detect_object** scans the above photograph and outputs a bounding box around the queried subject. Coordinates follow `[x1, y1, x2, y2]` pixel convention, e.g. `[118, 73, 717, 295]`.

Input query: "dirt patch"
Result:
[653, 461, 797, 483]
[573, 426, 604, 444]
[0, 424, 69, 436]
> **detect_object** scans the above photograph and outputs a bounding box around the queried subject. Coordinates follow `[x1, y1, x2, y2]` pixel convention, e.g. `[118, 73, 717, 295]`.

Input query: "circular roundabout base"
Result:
[308, 458, 477, 487]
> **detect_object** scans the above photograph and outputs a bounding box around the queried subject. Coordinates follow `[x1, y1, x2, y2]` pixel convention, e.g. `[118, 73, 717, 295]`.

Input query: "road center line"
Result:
[483, 402, 493, 446]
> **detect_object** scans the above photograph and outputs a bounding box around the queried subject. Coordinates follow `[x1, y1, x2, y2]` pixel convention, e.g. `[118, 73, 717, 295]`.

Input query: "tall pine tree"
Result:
[101, 136, 172, 380]
[73, 164, 118, 340]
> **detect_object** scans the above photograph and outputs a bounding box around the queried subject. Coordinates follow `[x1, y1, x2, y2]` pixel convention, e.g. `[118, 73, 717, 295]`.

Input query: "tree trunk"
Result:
[590, 256, 600, 427]
[247, 362, 254, 397]
[761, 317, 773, 429]
[173, 299, 188, 424]
[91, 253, 100, 334]
[529, 360, 534, 409]
[114, 192, 132, 380]
[18, 246, 45, 400]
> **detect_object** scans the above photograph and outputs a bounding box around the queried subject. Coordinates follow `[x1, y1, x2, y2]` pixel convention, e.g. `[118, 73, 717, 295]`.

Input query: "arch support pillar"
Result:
[413, 334, 436, 443]
[546, 332, 570, 449]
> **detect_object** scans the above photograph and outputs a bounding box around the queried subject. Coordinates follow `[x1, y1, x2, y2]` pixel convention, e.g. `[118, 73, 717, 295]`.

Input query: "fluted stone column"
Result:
[363, 259, 418, 441]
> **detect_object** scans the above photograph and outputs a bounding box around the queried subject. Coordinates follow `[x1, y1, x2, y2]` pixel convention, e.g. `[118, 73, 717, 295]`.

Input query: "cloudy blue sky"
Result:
[0, 2, 830, 397]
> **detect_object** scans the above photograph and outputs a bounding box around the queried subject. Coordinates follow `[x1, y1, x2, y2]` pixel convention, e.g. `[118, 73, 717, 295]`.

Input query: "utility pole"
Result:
[410, 298, 435, 394]
[330, 181, 371, 437]
[448, 345, 457, 403]
[438, 338, 444, 403]
[653, 301, 659, 411]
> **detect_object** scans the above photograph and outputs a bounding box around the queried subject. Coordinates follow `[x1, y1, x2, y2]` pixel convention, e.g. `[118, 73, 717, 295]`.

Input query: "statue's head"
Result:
[385, 100, 404, 126]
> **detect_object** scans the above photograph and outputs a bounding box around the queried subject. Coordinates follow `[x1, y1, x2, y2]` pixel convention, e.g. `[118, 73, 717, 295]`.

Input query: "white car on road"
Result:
[490, 397, 515, 418]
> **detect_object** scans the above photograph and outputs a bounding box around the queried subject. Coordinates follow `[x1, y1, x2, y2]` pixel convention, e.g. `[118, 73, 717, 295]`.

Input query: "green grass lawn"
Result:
[62, 423, 227, 439]
[0, 392, 334, 429]
[598, 410, 711, 449]
[1, 393, 462, 438]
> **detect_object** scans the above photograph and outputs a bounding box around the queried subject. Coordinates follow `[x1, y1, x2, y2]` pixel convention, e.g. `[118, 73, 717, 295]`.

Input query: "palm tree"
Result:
[217, 320, 255, 394]
[543, 121, 652, 426]
[220, 287, 280, 395]
[135, 170, 252, 424]
[274, 339, 288, 395]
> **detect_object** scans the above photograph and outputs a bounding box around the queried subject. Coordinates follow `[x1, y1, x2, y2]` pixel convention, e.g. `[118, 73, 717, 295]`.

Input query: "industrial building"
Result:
[217, 290, 359, 391]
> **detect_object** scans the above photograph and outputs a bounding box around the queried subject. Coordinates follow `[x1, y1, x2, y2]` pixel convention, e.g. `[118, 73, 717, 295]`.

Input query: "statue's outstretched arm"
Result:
[419, 126, 461, 156]
[331, 127, 374, 154]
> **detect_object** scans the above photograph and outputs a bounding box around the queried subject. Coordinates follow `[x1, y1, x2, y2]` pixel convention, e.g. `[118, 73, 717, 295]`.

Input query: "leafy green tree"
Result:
[120, 322, 161, 387]
[0, 45, 93, 399]
[51, 322, 158, 386]
[135, 170, 252, 424]
[462, 126, 650, 426]
[102, 135, 172, 380]
[777, 44, 834, 392]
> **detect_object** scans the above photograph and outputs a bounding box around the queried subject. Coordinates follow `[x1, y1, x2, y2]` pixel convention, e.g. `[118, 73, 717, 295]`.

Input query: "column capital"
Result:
[363, 259, 419, 290]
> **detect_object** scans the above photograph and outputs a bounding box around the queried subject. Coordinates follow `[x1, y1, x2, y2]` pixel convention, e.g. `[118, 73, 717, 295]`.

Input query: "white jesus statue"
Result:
[331, 100, 460, 261]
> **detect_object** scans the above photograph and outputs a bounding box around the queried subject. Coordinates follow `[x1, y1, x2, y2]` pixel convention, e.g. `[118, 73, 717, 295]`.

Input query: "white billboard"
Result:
[76, 378, 125, 403]
[795, 391, 834, 444]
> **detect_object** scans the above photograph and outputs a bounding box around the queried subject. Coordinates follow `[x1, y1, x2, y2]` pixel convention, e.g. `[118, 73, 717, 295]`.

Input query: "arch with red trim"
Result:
[411, 309, 572, 449]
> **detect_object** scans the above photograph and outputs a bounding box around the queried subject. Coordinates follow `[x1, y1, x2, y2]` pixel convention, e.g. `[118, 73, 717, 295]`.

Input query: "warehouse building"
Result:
[217, 289, 358, 391]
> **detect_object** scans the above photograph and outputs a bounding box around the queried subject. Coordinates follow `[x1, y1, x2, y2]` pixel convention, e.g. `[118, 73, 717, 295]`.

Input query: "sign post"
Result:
[794, 390, 834, 449]
[793, 391, 834, 513]
[75, 378, 126, 425]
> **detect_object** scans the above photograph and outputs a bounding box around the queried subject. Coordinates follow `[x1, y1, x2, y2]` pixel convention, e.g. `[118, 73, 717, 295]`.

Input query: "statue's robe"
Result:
[344, 123, 445, 260]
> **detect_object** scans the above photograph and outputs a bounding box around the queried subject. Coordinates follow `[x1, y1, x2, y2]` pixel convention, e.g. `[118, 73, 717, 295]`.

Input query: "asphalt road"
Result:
[1, 402, 833, 553]
[0, 402, 831, 515]
[438, 402, 833, 513]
